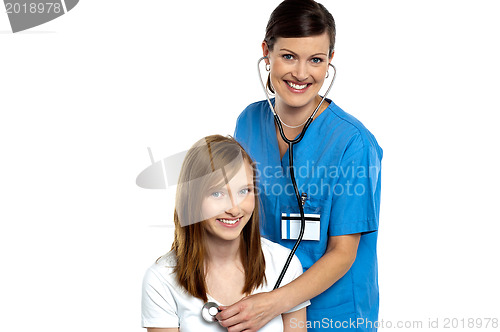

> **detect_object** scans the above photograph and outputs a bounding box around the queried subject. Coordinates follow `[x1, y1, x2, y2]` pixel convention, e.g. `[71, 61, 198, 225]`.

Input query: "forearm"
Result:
[217, 235, 360, 332]
[283, 307, 307, 332]
[272, 237, 359, 313]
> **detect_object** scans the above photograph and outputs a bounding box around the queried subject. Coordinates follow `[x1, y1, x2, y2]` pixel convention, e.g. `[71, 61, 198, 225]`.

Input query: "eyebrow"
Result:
[280, 48, 328, 57]
[208, 182, 254, 192]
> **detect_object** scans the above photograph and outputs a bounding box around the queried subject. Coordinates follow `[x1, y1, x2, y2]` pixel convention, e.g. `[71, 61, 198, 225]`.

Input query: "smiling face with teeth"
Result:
[263, 32, 333, 114]
[201, 161, 255, 243]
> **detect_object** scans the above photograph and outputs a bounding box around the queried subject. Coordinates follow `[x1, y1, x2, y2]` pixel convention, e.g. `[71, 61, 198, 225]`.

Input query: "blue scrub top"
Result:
[234, 99, 383, 331]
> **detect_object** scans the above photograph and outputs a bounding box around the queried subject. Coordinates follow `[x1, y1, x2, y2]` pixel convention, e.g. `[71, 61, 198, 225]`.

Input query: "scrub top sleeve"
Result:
[329, 136, 382, 236]
[141, 268, 179, 328]
[234, 109, 248, 147]
[281, 255, 311, 313]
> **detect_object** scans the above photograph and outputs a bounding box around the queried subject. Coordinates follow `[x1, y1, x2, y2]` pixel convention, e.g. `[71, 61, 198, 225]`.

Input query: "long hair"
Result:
[264, 0, 336, 93]
[170, 135, 266, 302]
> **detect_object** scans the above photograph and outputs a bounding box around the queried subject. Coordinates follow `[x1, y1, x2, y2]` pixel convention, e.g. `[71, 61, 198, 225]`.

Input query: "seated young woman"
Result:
[141, 135, 309, 331]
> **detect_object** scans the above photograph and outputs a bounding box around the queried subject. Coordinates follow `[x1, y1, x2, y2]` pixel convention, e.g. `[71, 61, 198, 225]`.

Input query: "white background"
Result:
[1, 0, 499, 331]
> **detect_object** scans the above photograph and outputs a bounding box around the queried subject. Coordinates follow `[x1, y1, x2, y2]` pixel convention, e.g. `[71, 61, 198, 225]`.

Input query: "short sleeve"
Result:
[281, 255, 311, 313]
[233, 107, 250, 151]
[141, 267, 179, 328]
[329, 135, 382, 236]
[233, 111, 244, 139]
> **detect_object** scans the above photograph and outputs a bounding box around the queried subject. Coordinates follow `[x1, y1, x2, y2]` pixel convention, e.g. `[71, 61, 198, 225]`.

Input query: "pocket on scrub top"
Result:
[280, 196, 327, 255]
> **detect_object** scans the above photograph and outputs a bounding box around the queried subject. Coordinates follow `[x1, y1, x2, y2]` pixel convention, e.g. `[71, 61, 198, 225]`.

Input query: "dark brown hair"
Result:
[170, 135, 266, 302]
[265, 0, 336, 54]
[264, 0, 336, 93]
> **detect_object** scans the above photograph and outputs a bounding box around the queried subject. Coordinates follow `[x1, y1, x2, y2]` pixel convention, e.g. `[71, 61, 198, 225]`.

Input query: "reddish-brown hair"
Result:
[170, 135, 266, 302]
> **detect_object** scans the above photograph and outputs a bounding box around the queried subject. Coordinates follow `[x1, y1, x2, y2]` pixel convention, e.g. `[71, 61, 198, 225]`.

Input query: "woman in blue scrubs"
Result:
[216, 0, 383, 331]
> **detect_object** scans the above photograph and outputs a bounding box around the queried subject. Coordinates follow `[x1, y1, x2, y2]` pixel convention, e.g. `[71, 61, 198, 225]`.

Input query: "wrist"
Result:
[270, 284, 294, 314]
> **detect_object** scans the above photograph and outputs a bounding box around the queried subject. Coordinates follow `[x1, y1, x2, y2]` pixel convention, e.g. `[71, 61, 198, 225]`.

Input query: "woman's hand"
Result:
[216, 234, 360, 331]
[216, 291, 283, 332]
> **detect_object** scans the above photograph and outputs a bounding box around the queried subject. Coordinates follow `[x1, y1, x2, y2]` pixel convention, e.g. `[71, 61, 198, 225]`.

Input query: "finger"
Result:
[226, 321, 251, 332]
[218, 312, 246, 328]
[215, 305, 239, 321]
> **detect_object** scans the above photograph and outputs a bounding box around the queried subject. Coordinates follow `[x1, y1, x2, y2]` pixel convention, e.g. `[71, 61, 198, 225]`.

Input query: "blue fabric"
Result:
[234, 99, 383, 331]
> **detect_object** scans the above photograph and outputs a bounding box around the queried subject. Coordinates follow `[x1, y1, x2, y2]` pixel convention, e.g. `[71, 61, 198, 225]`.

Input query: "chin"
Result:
[214, 232, 243, 243]
[281, 94, 317, 109]
[277, 87, 320, 108]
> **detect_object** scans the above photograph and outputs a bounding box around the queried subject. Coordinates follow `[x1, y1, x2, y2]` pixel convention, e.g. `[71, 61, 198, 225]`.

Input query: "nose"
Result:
[224, 188, 241, 216]
[292, 61, 308, 81]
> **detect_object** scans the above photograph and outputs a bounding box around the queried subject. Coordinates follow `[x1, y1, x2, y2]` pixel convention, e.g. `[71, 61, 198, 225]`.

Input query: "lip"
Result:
[284, 80, 312, 94]
[216, 216, 242, 228]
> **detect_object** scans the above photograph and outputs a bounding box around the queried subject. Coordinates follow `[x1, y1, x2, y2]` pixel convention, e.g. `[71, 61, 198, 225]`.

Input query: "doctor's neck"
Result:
[275, 94, 326, 127]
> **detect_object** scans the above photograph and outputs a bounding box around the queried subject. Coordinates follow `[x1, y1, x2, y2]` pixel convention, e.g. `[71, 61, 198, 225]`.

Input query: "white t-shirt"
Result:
[142, 237, 310, 331]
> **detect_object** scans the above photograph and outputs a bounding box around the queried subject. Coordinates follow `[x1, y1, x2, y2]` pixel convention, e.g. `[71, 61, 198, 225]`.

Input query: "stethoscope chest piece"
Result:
[201, 301, 220, 322]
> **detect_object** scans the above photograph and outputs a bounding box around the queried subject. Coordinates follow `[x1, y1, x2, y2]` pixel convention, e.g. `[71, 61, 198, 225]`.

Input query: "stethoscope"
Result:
[201, 56, 337, 323]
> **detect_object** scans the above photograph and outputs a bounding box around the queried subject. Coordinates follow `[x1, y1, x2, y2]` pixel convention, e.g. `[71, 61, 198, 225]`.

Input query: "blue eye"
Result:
[283, 54, 294, 60]
[311, 57, 323, 64]
[210, 191, 224, 198]
[239, 188, 251, 195]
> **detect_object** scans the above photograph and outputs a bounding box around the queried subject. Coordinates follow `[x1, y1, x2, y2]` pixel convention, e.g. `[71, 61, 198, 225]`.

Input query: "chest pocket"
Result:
[280, 195, 329, 255]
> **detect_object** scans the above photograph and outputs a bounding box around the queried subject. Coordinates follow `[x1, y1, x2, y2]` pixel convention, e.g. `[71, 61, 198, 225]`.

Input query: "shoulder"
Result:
[143, 251, 177, 285]
[236, 100, 270, 123]
[261, 237, 289, 255]
[243, 99, 270, 113]
[260, 238, 304, 285]
[261, 237, 300, 266]
[234, 100, 272, 144]
[152, 250, 177, 269]
[325, 101, 383, 158]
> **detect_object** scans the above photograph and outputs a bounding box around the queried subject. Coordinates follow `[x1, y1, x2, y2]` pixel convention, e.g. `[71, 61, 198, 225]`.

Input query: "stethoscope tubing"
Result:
[256, 56, 336, 289]
[201, 57, 336, 323]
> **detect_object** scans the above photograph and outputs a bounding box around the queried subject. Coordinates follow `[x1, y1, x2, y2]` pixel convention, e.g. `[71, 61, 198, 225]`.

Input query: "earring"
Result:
[325, 70, 330, 79]
[266, 64, 271, 72]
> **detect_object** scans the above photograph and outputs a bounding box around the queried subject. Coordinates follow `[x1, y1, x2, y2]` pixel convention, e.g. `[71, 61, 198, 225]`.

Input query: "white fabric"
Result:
[142, 237, 310, 331]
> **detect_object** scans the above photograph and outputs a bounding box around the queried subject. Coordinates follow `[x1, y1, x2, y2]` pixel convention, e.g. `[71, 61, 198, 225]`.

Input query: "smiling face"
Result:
[263, 32, 333, 111]
[201, 161, 255, 243]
